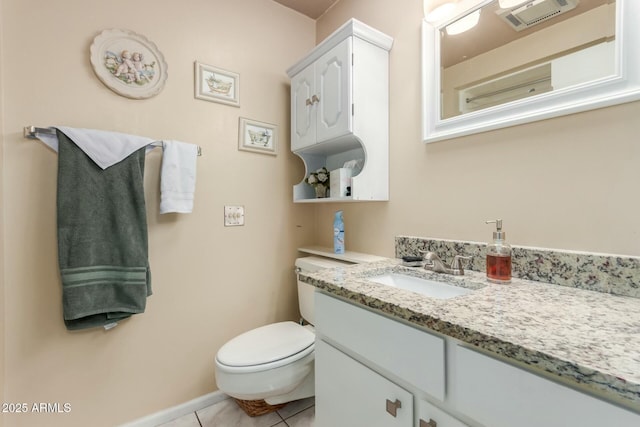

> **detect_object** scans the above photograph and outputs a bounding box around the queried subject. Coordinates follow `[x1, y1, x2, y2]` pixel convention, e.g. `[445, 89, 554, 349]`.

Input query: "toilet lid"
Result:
[217, 321, 315, 367]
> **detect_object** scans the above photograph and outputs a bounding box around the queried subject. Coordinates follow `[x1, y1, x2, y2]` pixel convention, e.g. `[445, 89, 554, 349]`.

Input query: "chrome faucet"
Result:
[420, 251, 471, 276]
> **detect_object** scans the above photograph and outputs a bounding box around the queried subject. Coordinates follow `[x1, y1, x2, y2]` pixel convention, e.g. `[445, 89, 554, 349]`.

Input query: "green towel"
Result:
[56, 130, 151, 330]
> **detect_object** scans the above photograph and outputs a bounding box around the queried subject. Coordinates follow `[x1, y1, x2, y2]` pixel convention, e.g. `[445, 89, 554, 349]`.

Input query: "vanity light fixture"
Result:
[498, 0, 528, 8]
[445, 9, 481, 35]
[424, 0, 456, 23]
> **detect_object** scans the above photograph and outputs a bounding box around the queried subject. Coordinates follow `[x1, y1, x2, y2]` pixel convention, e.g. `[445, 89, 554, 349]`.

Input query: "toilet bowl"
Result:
[214, 256, 352, 405]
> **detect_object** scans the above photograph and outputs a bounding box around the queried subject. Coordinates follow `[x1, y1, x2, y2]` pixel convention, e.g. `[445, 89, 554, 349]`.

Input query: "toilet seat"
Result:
[216, 321, 315, 374]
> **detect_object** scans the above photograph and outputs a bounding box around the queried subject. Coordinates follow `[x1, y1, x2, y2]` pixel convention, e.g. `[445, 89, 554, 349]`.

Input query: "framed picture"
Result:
[90, 29, 168, 99]
[238, 117, 277, 156]
[194, 61, 240, 107]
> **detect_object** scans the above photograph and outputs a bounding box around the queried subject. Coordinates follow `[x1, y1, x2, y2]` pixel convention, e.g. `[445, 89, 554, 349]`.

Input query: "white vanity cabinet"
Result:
[287, 19, 392, 202]
[417, 399, 469, 427]
[313, 291, 640, 427]
[316, 339, 414, 426]
[453, 346, 640, 427]
[314, 292, 468, 427]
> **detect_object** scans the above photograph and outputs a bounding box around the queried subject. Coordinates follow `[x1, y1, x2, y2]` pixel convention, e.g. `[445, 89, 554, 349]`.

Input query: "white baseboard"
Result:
[118, 390, 229, 427]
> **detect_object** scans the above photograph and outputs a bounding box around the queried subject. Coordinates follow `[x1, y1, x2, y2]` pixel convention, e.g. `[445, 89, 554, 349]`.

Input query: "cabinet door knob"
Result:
[305, 98, 313, 106]
[385, 399, 402, 417]
[419, 419, 437, 427]
[311, 94, 320, 104]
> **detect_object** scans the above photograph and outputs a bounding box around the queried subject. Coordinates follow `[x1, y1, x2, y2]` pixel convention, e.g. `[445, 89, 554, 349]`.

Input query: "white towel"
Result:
[160, 140, 198, 214]
[36, 126, 154, 169]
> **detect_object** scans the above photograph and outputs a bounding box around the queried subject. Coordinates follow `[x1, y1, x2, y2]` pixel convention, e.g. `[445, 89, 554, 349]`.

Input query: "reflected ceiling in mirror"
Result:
[422, 0, 640, 143]
[441, 0, 615, 119]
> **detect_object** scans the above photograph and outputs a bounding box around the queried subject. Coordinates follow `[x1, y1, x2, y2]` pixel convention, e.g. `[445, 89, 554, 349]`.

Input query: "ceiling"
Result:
[271, 0, 340, 19]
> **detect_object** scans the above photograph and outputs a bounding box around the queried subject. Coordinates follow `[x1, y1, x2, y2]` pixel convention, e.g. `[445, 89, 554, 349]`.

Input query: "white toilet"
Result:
[215, 256, 353, 406]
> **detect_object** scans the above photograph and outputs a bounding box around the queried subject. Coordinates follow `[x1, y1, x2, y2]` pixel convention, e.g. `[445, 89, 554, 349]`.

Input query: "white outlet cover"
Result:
[224, 206, 245, 226]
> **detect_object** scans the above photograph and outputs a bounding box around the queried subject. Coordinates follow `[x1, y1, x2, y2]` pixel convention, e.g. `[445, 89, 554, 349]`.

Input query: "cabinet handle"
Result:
[305, 98, 313, 106]
[385, 399, 402, 417]
[311, 94, 320, 104]
[419, 419, 437, 427]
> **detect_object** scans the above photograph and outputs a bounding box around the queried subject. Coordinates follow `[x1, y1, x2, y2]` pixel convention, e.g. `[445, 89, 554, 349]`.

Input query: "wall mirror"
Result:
[422, 0, 640, 142]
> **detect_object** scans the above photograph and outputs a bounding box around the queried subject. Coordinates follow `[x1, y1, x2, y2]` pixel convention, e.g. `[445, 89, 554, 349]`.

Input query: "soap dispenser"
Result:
[485, 219, 512, 283]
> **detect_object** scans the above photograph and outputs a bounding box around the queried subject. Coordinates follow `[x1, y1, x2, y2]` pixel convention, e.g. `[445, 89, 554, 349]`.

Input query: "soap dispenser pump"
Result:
[485, 219, 512, 283]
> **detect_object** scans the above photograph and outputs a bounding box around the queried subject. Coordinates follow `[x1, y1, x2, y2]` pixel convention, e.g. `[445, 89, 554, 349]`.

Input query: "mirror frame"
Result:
[422, 0, 640, 143]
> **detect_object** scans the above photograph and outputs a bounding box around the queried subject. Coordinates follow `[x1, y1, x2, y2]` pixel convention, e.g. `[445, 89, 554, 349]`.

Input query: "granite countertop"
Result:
[300, 258, 640, 412]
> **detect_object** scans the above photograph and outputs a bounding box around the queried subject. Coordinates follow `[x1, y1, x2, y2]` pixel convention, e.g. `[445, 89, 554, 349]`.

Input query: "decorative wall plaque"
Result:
[90, 29, 168, 99]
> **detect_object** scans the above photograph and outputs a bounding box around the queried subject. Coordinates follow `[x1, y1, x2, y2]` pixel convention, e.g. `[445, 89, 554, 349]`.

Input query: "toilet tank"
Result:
[295, 256, 353, 325]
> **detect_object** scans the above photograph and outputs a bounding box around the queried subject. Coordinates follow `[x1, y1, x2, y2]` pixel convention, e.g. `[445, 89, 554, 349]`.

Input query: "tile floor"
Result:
[158, 397, 315, 427]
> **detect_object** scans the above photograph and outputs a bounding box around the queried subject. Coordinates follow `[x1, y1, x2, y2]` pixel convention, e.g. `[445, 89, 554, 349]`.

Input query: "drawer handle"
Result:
[420, 419, 437, 427]
[385, 399, 402, 417]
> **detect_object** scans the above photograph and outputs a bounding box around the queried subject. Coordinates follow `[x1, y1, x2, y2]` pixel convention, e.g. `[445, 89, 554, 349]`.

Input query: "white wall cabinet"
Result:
[290, 37, 352, 152]
[287, 19, 393, 203]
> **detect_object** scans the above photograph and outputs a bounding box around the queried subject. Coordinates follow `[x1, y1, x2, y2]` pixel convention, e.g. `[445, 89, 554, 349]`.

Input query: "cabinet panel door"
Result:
[454, 346, 640, 427]
[316, 339, 413, 427]
[316, 37, 352, 143]
[315, 292, 445, 401]
[418, 399, 469, 427]
[291, 64, 316, 151]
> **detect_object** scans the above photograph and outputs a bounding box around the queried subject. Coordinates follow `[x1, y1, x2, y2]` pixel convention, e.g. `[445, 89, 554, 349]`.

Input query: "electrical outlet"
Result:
[224, 206, 245, 226]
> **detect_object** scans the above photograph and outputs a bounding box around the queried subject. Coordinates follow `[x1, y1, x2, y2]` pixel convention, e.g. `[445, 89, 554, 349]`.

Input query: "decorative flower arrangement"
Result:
[305, 167, 330, 198]
[305, 167, 330, 187]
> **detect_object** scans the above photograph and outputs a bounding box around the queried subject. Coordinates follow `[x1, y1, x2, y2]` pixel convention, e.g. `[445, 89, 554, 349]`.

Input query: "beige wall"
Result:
[0, 0, 315, 425]
[315, 0, 640, 257]
[2, 0, 640, 425]
[0, 0, 5, 423]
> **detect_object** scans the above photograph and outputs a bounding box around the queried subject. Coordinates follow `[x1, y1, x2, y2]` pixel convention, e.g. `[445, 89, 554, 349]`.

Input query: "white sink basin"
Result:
[368, 273, 473, 299]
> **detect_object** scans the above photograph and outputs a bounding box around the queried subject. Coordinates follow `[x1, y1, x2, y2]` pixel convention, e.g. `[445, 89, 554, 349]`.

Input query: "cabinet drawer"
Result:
[454, 346, 640, 427]
[418, 399, 469, 427]
[315, 292, 445, 400]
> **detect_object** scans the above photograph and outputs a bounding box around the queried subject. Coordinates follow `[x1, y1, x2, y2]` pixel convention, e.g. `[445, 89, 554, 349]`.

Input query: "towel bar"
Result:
[23, 125, 202, 156]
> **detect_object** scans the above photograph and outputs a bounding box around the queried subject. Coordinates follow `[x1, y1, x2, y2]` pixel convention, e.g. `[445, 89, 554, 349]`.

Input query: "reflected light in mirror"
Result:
[498, 0, 528, 8]
[424, 0, 456, 23]
[446, 9, 480, 35]
[422, 0, 640, 143]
